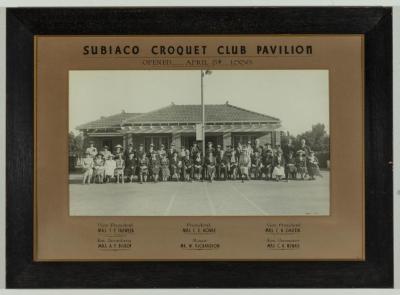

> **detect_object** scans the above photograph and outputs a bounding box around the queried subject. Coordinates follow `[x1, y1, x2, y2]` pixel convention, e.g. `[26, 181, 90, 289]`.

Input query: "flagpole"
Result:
[201, 70, 205, 157]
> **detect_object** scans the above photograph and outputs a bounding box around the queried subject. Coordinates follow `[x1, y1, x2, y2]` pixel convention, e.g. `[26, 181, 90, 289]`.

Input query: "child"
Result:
[82, 152, 93, 184]
[115, 154, 125, 184]
[104, 154, 116, 183]
[93, 153, 105, 184]
[160, 154, 170, 182]
[125, 152, 137, 183]
[139, 153, 149, 184]
[272, 151, 285, 182]
[307, 151, 322, 180]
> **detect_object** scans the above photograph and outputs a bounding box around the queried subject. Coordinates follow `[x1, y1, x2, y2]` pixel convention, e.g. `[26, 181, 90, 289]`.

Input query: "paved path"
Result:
[69, 171, 330, 216]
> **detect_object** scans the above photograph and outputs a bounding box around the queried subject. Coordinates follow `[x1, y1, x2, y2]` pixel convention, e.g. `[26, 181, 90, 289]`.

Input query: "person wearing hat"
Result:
[158, 144, 167, 158]
[81, 151, 94, 185]
[114, 144, 124, 160]
[215, 144, 225, 180]
[252, 138, 263, 155]
[147, 143, 157, 180]
[282, 138, 296, 180]
[85, 141, 97, 158]
[306, 150, 322, 180]
[150, 150, 161, 183]
[221, 145, 232, 180]
[239, 143, 251, 182]
[193, 151, 203, 181]
[229, 145, 238, 180]
[115, 153, 125, 184]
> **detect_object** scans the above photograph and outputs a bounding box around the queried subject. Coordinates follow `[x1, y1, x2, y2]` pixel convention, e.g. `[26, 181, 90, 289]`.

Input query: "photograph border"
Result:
[6, 7, 393, 288]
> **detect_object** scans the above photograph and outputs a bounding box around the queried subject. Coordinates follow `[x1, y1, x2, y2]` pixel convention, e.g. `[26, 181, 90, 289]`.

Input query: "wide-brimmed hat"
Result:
[115, 144, 122, 149]
[103, 145, 109, 149]
[150, 143, 154, 147]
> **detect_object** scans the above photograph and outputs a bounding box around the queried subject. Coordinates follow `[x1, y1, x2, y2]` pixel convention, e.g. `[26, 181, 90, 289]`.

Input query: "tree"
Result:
[296, 123, 329, 153]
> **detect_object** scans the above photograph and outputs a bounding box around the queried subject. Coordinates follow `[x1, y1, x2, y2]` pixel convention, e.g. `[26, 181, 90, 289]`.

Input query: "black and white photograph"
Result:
[69, 70, 330, 216]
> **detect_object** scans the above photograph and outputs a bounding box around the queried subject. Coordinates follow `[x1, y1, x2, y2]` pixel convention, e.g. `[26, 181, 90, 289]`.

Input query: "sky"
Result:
[69, 70, 329, 135]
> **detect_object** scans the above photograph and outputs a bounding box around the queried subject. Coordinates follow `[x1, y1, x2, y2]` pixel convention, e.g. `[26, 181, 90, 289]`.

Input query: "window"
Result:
[232, 135, 257, 147]
[144, 136, 171, 150]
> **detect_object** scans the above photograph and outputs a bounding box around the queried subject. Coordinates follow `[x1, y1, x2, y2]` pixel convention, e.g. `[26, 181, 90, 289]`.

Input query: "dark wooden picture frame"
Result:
[6, 7, 393, 288]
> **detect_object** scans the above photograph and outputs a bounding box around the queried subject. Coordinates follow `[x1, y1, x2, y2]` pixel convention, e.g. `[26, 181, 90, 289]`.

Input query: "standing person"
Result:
[104, 155, 116, 183]
[100, 145, 112, 159]
[125, 152, 137, 183]
[85, 141, 97, 158]
[167, 144, 177, 161]
[81, 152, 94, 185]
[114, 144, 124, 159]
[285, 151, 297, 180]
[298, 138, 311, 156]
[253, 138, 263, 155]
[239, 144, 251, 182]
[193, 152, 203, 181]
[93, 153, 105, 184]
[221, 145, 232, 180]
[158, 144, 167, 159]
[296, 150, 307, 180]
[246, 140, 254, 155]
[215, 145, 224, 180]
[169, 152, 180, 181]
[205, 150, 216, 182]
[147, 144, 156, 180]
[124, 143, 135, 162]
[272, 150, 285, 182]
[183, 153, 194, 182]
[282, 138, 296, 180]
[115, 153, 125, 184]
[136, 144, 146, 161]
[138, 153, 149, 184]
[160, 153, 170, 181]
[150, 151, 161, 183]
[191, 142, 200, 158]
[251, 150, 262, 179]
[229, 147, 238, 180]
[262, 148, 274, 180]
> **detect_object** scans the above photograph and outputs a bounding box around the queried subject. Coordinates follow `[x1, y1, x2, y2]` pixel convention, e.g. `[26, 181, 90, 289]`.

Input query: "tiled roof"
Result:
[76, 112, 142, 130]
[125, 103, 280, 124]
[76, 104, 280, 130]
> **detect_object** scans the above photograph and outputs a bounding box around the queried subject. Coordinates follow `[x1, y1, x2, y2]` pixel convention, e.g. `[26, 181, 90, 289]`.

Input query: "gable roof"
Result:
[125, 103, 280, 125]
[76, 103, 280, 131]
[76, 112, 142, 130]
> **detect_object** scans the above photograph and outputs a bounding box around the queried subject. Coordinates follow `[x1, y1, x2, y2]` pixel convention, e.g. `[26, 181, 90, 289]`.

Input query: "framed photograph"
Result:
[6, 7, 393, 288]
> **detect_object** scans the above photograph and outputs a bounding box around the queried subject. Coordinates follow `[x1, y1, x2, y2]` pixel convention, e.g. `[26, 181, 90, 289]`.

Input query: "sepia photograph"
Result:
[69, 70, 330, 216]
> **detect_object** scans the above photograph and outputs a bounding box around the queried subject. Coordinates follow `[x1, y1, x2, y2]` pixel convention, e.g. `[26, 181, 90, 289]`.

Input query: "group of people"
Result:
[80, 138, 322, 185]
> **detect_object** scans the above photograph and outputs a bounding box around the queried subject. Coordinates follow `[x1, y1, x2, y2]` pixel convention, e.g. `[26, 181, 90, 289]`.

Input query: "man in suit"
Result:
[215, 145, 225, 180]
